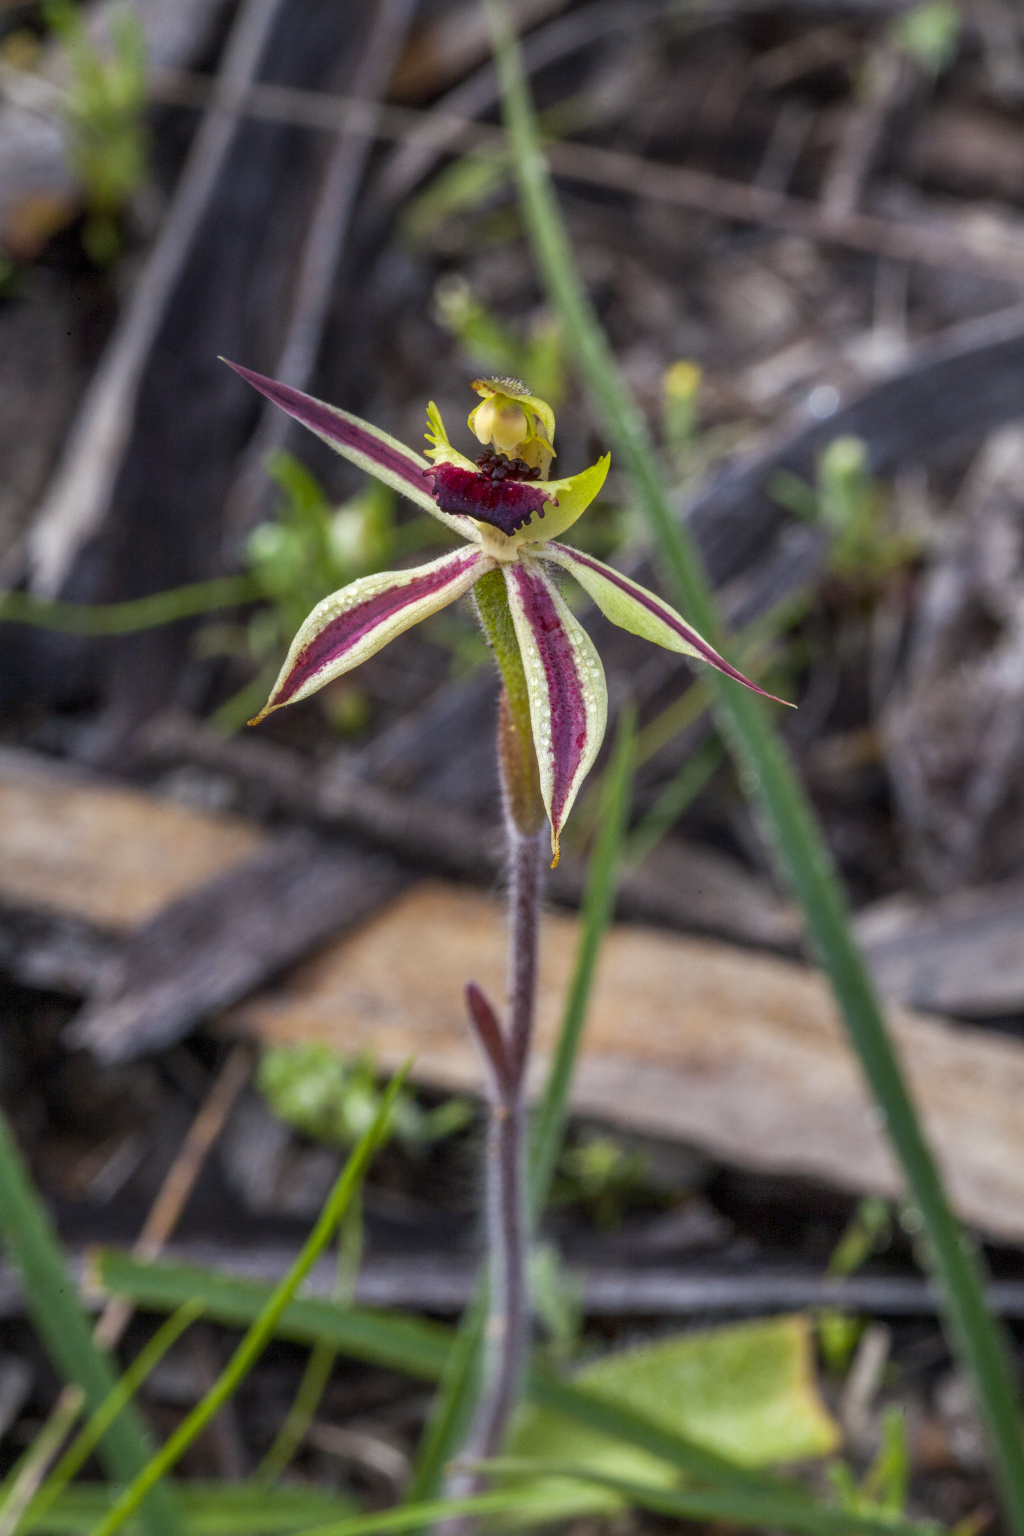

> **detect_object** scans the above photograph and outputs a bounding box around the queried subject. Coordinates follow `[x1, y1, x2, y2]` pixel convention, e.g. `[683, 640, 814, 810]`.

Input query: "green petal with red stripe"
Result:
[538, 542, 788, 705]
[251, 547, 489, 722]
[502, 557, 607, 864]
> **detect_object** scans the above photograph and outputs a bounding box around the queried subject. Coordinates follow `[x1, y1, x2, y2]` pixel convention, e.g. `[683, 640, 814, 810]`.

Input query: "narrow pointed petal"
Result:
[503, 559, 607, 863]
[539, 542, 789, 704]
[223, 361, 479, 540]
[252, 548, 487, 722]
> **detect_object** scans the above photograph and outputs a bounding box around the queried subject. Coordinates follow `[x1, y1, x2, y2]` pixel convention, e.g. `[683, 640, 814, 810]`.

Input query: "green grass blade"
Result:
[24, 1302, 204, 1534]
[484, 5, 1024, 1529]
[529, 706, 635, 1216]
[89, 1067, 409, 1536]
[402, 1286, 485, 1503]
[624, 735, 722, 868]
[478, 1461, 937, 1536]
[285, 1494, 534, 1536]
[91, 1252, 451, 1381]
[23, 1483, 359, 1536]
[0, 1110, 181, 1536]
[257, 1198, 364, 1481]
[0, 1388, 85, 1536]
[97, 1254, 842, 1511]
[0, 577, 257, 635]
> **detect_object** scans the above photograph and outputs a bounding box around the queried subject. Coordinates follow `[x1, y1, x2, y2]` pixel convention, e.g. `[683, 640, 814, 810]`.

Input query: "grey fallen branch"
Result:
[15, 1246, 1024, 1321]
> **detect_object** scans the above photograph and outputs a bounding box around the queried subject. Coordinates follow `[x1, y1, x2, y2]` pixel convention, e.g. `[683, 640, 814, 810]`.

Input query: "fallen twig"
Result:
[147, 67, 1024, 284]
[24, 1245, 1024, 1319]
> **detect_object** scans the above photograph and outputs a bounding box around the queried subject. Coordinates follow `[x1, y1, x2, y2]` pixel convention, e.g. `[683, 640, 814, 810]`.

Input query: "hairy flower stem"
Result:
[476, 823, 542, 1455]
[454, 692, 545, 1507]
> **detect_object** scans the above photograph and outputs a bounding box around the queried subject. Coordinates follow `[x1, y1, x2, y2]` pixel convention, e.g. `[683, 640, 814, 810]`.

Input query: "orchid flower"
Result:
[227, 362, 777, 860]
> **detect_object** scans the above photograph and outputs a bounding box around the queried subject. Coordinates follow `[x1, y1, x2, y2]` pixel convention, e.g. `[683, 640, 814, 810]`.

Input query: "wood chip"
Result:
[859, 878, 1024, 1017]
[232, 882, 1024, 1245]
[70, 833, 408, 1063]
[0, 748, 263, 932]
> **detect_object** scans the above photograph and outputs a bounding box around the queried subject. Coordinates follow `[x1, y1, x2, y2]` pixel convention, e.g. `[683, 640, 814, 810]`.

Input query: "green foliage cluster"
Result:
[257, 1042, 471, 1151]
[206, 452, 446, 734]
[891, 1, 961, 76]
[551, 1132, 652, 1229]
[771, 436, 920, 586]
[433, 274, 565, 407]
[246, 455, 397, 643]
[44, 0, 148, 265]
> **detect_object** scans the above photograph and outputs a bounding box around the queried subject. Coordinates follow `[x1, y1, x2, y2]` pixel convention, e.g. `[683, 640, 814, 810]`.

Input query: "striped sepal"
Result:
[251, 547, 488, 721]
[223, 361, 479, 539]
[539, 542, 787, 703]
[503, 558, 607, 864]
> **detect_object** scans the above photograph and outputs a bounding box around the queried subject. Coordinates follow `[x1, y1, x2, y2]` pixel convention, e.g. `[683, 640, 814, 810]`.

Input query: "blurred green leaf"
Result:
[891, 1, 960, 74]
[500, 1315, 840, 1523]
[44, 0, 148, 264]
[257, 1043, 471, 1151]
[433, 274, 565, 405]
[22, 1482, 359, 1536]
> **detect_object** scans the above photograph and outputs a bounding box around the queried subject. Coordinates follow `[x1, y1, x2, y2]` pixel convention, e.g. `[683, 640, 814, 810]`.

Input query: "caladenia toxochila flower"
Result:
[227, 358, 779, 1475]
[225, 360, 778, 866]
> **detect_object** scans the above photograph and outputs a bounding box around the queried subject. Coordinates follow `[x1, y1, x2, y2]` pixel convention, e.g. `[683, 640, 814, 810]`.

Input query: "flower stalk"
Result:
[229, 342, 776, 1491]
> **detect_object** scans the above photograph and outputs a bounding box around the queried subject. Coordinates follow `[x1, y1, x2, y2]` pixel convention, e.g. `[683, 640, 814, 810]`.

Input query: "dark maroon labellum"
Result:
[428, 463, 554, 536]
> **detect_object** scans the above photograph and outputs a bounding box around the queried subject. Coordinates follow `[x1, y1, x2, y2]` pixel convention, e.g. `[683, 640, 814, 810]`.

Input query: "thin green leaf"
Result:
[0, 1389, 84, 1536]
[97, 1254, 851, 1515]
[90, 1066, 410, 1536]
[23, 1302, 204, 1534]
[23, 1483, 359, 1536]
[477, 1462, 938, 1536]
[257, 1197, 364, 1481]
[289, 1493, 533, 1536]
[484, 5, 1024, 1530]
[0, 1110, 181, 1536]
[92, 1252, 451, 1382]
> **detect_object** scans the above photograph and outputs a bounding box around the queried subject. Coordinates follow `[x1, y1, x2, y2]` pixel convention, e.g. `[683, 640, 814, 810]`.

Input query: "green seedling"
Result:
[770, 437, 917, 585]
[829, 1406, 911, 1521]
[662, 359, 702, 465]
[207, 452, 440, 734]
[891, 1, 960, 76]
[551, 1133, 653, 1230]
[659, 358, 753, 496]
[433, 273, 566, 407]
[528, 1243, 583, 1370]
[818, 1196, 892, 1375]
[257, 1041, 471, 1153]
[44, 0, 148, 265]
